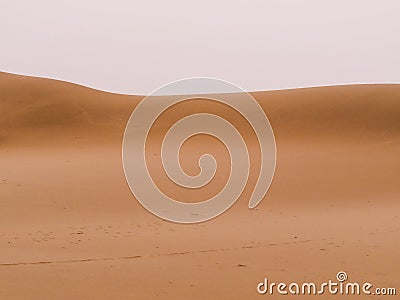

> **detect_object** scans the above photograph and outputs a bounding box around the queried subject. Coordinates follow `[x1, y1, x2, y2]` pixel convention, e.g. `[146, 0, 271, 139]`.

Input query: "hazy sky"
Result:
[1, 0, 399, 94]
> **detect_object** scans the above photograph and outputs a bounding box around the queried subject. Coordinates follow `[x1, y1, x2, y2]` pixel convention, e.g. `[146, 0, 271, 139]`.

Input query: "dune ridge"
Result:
[1, 72, 399, 146]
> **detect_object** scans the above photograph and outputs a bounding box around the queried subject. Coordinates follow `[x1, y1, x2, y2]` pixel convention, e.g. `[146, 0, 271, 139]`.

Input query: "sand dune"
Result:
[0, 72, 399, 299]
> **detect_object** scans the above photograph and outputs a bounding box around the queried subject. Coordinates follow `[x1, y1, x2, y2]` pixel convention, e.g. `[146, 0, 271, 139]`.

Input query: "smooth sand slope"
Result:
[0, 72, 399, 299]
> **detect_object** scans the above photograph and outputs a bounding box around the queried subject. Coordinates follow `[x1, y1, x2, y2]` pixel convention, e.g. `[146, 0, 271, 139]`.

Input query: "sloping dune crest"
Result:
[0, 72, 399, 299]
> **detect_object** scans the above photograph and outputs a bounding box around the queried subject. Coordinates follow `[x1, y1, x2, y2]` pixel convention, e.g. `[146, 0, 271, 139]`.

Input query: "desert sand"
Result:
[0, 72, 399, 299]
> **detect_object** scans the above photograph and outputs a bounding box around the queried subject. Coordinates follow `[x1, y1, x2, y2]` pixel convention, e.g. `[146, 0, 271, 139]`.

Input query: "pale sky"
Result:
[1, 0, 399, 95]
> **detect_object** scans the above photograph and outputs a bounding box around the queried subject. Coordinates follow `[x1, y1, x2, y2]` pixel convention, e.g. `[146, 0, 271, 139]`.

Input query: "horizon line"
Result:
[1, 70, 400, 97]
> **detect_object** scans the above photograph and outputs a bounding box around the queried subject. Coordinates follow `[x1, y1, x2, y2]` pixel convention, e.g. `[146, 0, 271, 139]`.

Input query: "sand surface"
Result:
[0, 72, 399, 299]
